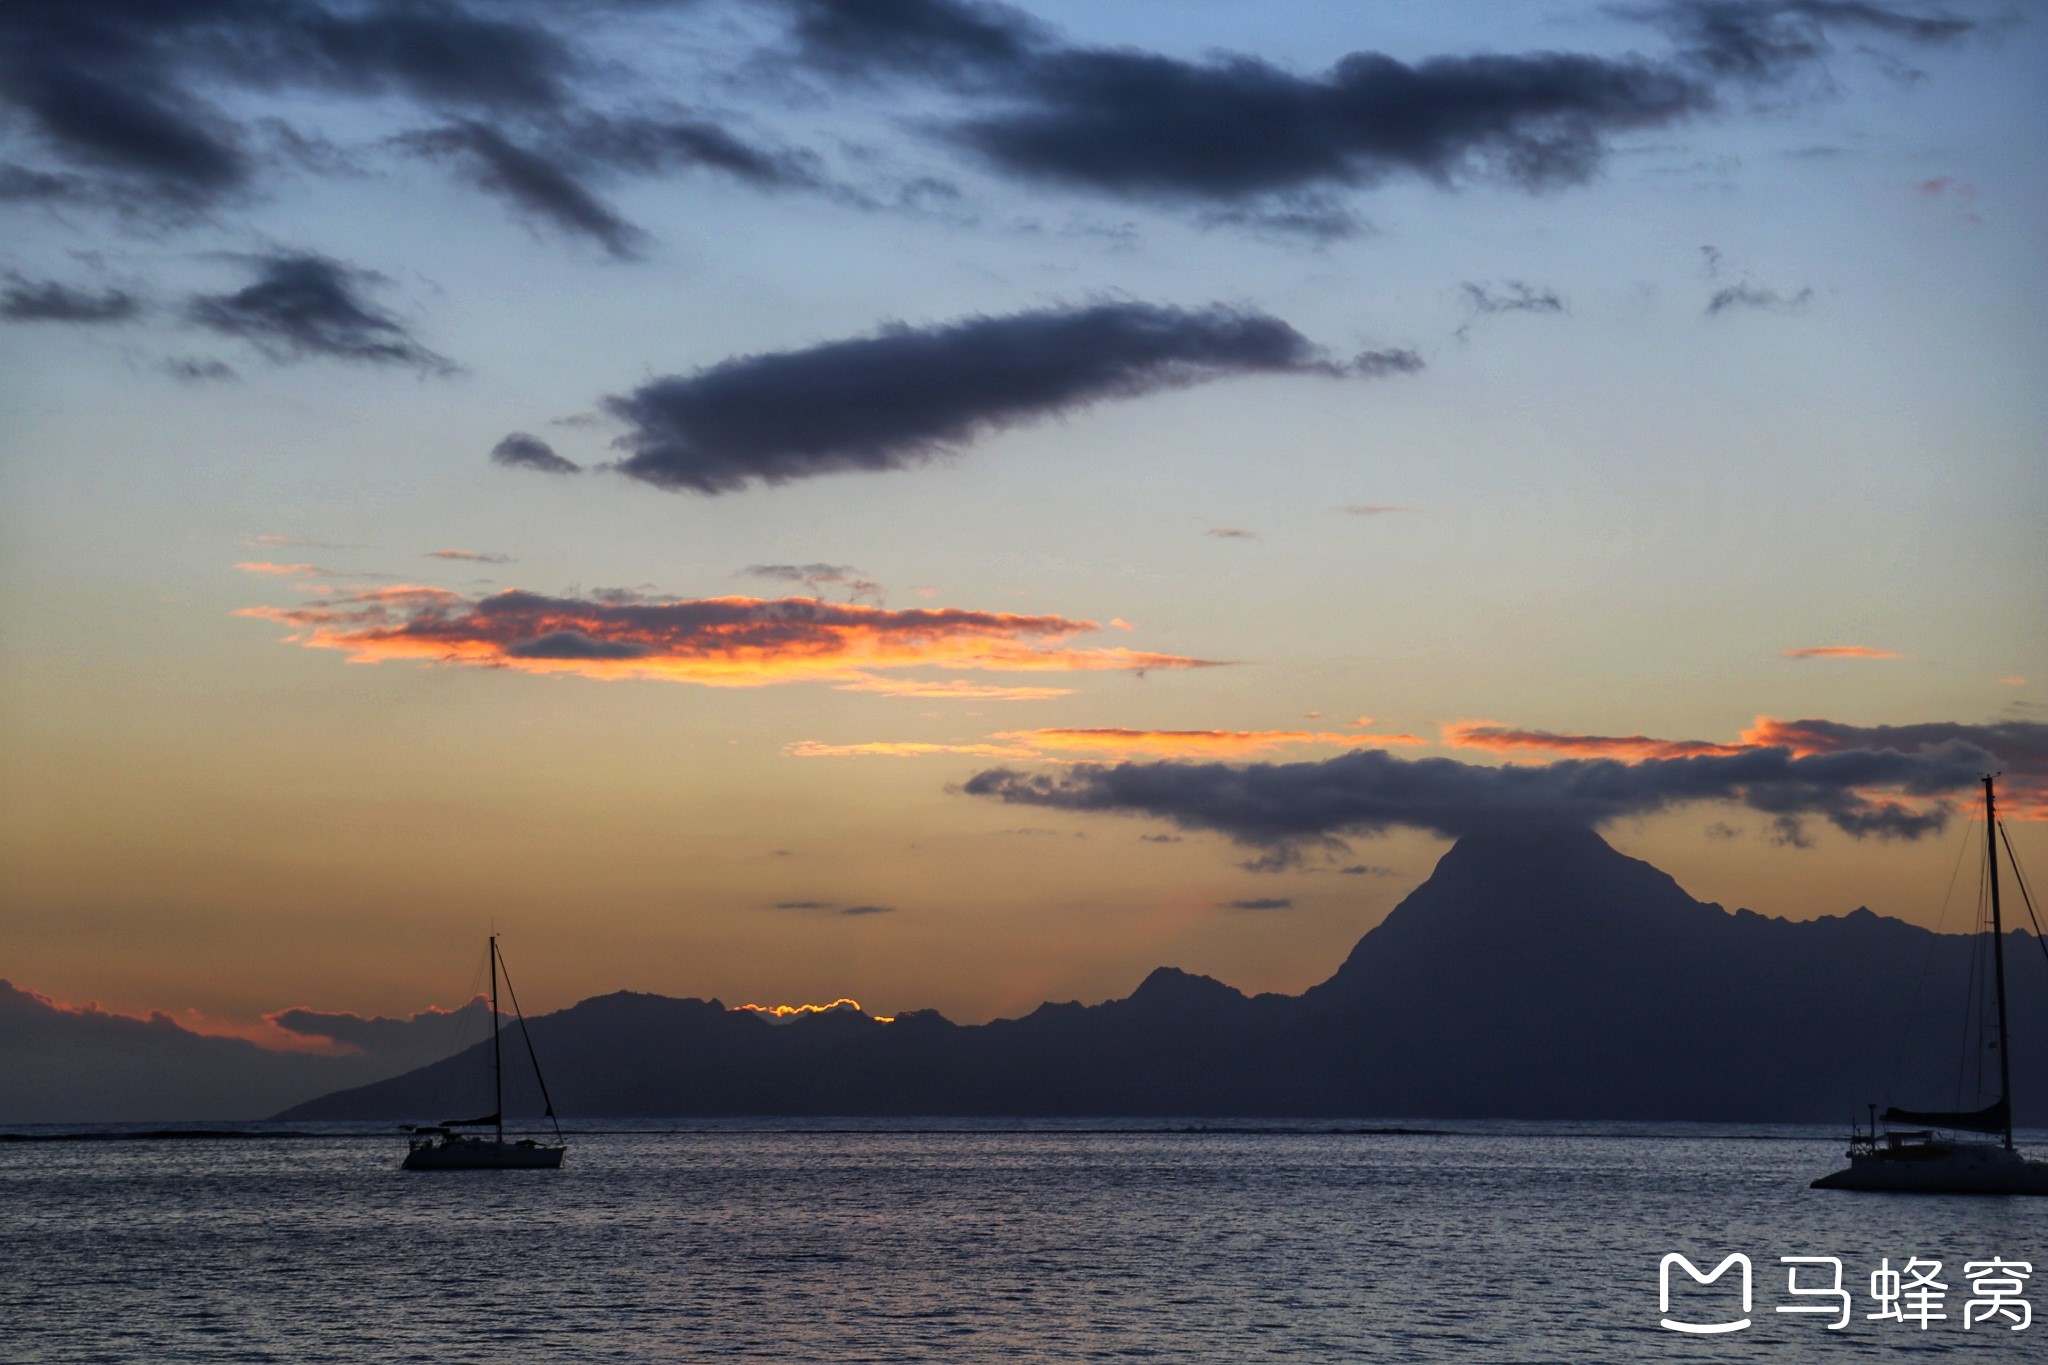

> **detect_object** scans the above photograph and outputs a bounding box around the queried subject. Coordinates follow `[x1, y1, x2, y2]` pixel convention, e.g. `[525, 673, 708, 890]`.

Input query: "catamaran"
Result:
[1812, 775, 2048, 1195]
[402, 936, 566, 1171]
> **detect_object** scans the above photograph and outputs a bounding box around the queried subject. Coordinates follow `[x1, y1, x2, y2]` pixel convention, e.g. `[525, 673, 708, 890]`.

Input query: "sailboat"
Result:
[1813, 775, 2048, 1195]
[401, 936, 567, 1171]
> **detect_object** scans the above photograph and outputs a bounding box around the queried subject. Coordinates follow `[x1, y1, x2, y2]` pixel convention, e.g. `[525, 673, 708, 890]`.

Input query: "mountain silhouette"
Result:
[279, 829, 2048, 1122]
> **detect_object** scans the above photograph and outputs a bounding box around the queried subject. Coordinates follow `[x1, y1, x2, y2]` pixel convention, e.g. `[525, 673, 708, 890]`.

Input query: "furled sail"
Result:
[1881, 1099, 2009, 1135]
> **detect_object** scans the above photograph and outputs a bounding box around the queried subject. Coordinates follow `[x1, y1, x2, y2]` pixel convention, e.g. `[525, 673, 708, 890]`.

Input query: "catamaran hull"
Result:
[402, 1141, 566, 1171]
[1812, 1151, 2048, 1195]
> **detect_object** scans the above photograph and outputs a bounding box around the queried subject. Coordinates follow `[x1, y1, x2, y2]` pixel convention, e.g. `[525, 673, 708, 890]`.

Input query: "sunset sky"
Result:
[2, 0, 2044, 1054]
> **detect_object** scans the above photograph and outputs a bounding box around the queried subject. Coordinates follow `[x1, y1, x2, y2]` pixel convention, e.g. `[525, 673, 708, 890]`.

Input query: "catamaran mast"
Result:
[487, 933, 503, 1146]
[1987, 776, 2014, 1152]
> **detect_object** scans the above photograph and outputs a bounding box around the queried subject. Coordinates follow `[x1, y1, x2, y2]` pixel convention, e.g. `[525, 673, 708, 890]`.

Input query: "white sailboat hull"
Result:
[1812, 1143, 2048, 1195]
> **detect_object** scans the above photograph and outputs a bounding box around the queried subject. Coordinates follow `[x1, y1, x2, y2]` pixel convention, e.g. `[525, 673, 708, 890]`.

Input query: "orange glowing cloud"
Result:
[1782, 645, 1909, 660]
[235, 560, 334, 578]
[829, 677, 1075, 701]
[784, 740, 1038, 759]
[239, 587, 1218, 689]
[786, 728, 1426, 762]
[993, 727, 1427, 757]
[1443, 715, 2047, 821]
[1443, 722, 1750, 760]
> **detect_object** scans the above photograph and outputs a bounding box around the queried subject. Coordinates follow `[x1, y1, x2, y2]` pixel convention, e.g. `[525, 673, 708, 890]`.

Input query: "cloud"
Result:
[1460, 280, 1566, 317]
[397, 120, 645, 259]
[426, 549, 511, 564]
[827, 677, 1074, 700]
[0, 273, 141, 323]
[163, 356, 237, 382]
[234, 560, 337, 578]
[961, 738, 1996, 849]
[947, 47, 1710, 205]
[787, 727, 1425, 762]
[1444, 721, 1752, 760]
[491, 432, 583, 474]
[1341, 504, 1408, 516]
[599, 301, 1372, 493]
[241, 585, 1218, 689]
[1225, 897, 1294, 911]
[186, 253, 451, 371]
[742, 563, 883, 603]
[786, 739, 1038, 759]
[840, 903, 896, 916]
[1630, 1, 1978, 86]
[1782, 644, 1904, 659]
[779, 0, 1046, 79]
[770, 900, 832, 910]
[1207, 527, 1258, 540]
[0, 0, 581, 215]
[1707, 281, 1814, 315]
[394, 113, 829, 259]
[1350, 348, 1425, 378]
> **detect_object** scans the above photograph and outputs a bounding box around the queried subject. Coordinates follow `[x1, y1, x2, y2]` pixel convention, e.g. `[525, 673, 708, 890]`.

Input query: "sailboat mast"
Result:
[490, 935, 504, 1145]
[1986, 776, 2014, 1152]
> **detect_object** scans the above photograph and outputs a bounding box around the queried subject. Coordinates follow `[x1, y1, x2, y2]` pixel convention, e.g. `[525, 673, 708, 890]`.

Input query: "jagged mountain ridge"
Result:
[279, 828, 2048, 1122]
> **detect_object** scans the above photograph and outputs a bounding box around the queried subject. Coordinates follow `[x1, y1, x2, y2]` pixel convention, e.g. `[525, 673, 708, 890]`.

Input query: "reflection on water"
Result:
[3, 1120, 2043, 1361]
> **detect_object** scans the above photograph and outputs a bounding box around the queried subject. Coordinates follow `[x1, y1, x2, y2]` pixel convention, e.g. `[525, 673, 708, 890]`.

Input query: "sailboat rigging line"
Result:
[495, 951, 563, 1143]
[1883, 806, 1980, 1103]
[424, 944, 491, 1132]
[1996, 820, 2048, 974]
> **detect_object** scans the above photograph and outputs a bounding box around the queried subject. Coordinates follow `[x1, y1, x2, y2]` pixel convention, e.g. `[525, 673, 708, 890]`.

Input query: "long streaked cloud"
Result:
[240, 584, 1218, 688]
[963, 713, 2048, 847]
[186, 253, 451, 372]
[0, 273, 142, 324]
[596, 301, 1401, 494]
[788, 727, 1426, 762]
[1782, 644, 1905, 659]
[776, 0, 1981, 224]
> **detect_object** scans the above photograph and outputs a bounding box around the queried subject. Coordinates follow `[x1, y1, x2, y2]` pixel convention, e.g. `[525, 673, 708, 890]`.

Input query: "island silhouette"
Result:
[279, 827, 2047, 1124]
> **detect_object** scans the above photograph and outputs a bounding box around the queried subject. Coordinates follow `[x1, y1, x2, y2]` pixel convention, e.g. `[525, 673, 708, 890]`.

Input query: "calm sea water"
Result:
[3, 1120, 2044, 1362]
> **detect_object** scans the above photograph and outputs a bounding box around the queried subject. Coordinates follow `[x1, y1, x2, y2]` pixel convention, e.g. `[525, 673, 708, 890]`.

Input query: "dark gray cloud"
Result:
[502, 630, 656, 661]
[0, 274, 142, 323]
[953, 49, 1708, 205]
[962, 739, 1993, 851]
[771, 900, 831, 910]
[742, 563, 883, 602]
[396, 114, 822, 257]
[1351, 348, 1425, 378]
[1461, 280, 1566, 317]
[1628, 2, 1978, 85]
[426, 549, 511, 564]
[1225, 897, 1293, 911]
[398, 121, 646, 259]
[601, 301, 1360, 493]
[491, 432, 583, 474]
[777, 0, 1045, 79]
[840, 903, 897, 916]
[1706, 280, 1814, 314]
[163, 356, 237, 382]
[186, 252, 451, 371]
[0, 0, 580, 213]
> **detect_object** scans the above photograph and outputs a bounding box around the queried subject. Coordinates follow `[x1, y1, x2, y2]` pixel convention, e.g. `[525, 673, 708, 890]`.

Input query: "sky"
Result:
[1, 0, 2045, 1068]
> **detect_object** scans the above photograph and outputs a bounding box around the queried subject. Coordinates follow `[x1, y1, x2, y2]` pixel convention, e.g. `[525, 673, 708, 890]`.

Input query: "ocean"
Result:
[4, 1120, 2043, 1361]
